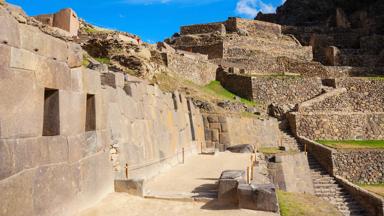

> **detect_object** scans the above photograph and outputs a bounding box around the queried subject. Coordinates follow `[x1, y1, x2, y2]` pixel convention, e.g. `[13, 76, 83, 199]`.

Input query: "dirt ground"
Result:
[76, 193, 279, 216]
[144, 152, 253, 198]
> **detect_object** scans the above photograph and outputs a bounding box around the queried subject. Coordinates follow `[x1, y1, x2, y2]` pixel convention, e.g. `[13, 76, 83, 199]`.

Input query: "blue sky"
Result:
[7, 0, 285, 43]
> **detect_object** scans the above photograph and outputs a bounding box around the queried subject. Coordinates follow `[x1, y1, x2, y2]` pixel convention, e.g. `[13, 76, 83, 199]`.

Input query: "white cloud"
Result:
[236, 0, 276, 18]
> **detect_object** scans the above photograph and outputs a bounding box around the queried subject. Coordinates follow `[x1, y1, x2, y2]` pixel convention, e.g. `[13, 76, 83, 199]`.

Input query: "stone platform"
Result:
[76, 193, 279, 216]
[144, 152, 252, 201]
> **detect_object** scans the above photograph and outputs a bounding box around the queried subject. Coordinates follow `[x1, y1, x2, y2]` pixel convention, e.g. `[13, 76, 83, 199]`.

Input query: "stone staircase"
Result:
[307, 154, 366, 216]
[280, 129, 303, 151]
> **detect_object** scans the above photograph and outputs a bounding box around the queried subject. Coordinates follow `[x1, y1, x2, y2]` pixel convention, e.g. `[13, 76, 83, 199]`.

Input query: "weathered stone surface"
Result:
[218, 170, 246, 204]
[269, 152, 315, 194]
[67, 42, 83, 68]
[226, 144, 255, 153]
[36, 57, 71, 90]
[10, 47, 38, 71]
[19, 23, 68, 62]
[0, 170, 34, 216]
[0, 68, 43, 139]
[0, 7, 20, 47]
[238, 183, 279, 212]
[115, 179, 145, 196]
[60, 91, 86, 135]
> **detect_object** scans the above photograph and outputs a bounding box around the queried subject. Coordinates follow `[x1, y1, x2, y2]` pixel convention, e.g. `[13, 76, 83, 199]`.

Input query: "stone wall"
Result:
[106, 77, 206, 181]
[35, 8, 79, 36]
[217, 69, 323, 104]
[180, 22, 226, 35]
[0, 6, 206, 216]
[333, 150, 384, 184]
[178, 43, 224, 59]
[225, 18, 281, 36]
[0, 6, 113, 216]
[299, 79, 384, 113]
[165, 52, 217, 85]
[335, 176, 384, 216]
[202, 113, 280, 151]
[296, 137, 335, 175]
[216, 69, 253, 100]
[290, 112, 384, 140]
[226, 116, 280, 148]
[296, 137, 384, 184]
[251, 76, 323, 104]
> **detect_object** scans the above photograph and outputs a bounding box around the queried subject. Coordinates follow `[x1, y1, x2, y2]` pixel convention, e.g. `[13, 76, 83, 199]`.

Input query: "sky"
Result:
[7, 0, 285, 43]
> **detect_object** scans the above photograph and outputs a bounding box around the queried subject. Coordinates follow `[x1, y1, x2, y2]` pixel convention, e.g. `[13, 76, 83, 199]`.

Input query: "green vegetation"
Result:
[278, 191, 342, 216]
[317, 140, 384, 149]
[358, 183, 384, 197]
[202, 81, 256, 106]
[94, 57, 111, 64]
[82, 58, 90, 67]
[83, 27, 99, 34]
[366, 76, 384, 81]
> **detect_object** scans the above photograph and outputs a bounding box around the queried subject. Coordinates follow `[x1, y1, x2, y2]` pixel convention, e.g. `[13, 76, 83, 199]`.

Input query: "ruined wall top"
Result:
[34, 8, 79, 36]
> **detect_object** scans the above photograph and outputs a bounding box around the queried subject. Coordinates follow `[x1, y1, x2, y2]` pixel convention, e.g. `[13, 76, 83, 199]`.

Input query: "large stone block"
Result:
[0, 170, 34, 216]
[238, 183, 279, 212]
[19, 24, 68, 62]
[78, 151, 114, 206]
[83, 68, 101, 94]
[0, 7, 20, 47]
[219, 132, 230, 145]
[218, 170, 246, 204]
[101, 72, 117, 88]
[36, 57, 71, 90]
[32, 164, 80, 216]
[60, 91, 86, 135]
[10, 47, 38, 71]
[0, 139, 16, 180]
[0, 44, 11, 68]
[95, 91, 108, 130]
[227, 144, 255, 153]
[0, 68, 44, 139]
[67, 131, 98, 163]
[67, 42, 82, 68]
[115, 179, 145, 196]
[70, 67, 83, 92]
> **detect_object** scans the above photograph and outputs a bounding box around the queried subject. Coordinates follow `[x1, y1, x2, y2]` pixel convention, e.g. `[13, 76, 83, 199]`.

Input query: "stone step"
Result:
[313, 179, 336, 184]
[314, 184, 342, 190]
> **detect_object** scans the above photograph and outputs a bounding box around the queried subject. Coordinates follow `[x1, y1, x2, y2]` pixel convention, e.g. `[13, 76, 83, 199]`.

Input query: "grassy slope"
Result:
[359, 184, 384, 197]
[153, 73, 259, 114]
[317, 140, 384, 149]
[278, 191, 342, 216]
[202, 81, 256, 106]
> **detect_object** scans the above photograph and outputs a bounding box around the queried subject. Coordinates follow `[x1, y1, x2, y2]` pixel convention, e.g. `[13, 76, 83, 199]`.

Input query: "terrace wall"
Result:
[296, 138, 384, 184]
[180, 23, 226, 35]
[289, 112, 384, 141]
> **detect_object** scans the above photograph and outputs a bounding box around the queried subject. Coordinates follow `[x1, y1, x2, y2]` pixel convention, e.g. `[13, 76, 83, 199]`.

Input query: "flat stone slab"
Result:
[220, 170, 246, 180]
[227, 144, 255, 153]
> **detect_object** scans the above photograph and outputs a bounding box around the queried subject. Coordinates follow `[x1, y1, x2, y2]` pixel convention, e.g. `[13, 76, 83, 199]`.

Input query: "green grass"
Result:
[278, 191, 342, 216]
[202, 81, 256, 106]
[83, 27, 100, 34]
[82, 58, 90, 67]
[94, 57, 111, 64]
[358, 183, 384, 197]
[317, 140, 384, 149]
